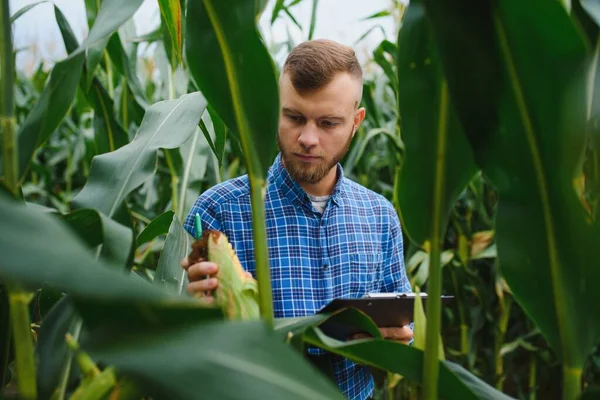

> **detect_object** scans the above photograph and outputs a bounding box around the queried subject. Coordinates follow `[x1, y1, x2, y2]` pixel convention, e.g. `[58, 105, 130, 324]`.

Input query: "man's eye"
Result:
[321, 120, 338, 128]
[287, 115, 302, 123]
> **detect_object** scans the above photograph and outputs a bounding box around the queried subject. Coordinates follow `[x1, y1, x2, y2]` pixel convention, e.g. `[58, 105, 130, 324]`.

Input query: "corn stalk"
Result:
[1, 1, 37, 398]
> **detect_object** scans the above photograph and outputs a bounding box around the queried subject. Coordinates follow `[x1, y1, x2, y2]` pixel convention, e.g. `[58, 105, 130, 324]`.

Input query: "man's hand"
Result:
[181, 257, 253, 303]
[181, 256, 219, 303]
[349, 326, 413, 344]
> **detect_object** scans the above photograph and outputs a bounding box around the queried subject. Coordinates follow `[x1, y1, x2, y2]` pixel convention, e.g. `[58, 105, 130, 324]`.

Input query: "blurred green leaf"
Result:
[16, 36, 84, 179]
[153, 215, 192, 294]
[106, 32, 149, 110]
[136, 210, 175, 248]
[185, 0, 279, 179]
[396, 1, 477, 247]
[85, 37, 110, 90]
[581, 0, 600, 26]
[87, 78, 130, 154]
[301, 316, 514, 400]
[271, 0, 286, 24]
[17, 0, 145, 180]
[83, 320, 345, 400]
[59, 208, 133, 268]
[179, 125, 210, 215]
[157, 0, 183, 66]
[424, 0, 599, 382]
[36, 296, 77, 399]
[360, 10, 391, 21]
[69, 0, 144, 59]
[9, 1, 47, 23]
[72, 92, 207, 220]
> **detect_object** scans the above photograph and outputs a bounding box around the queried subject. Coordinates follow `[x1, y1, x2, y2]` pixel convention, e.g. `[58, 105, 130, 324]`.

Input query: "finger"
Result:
[380, 327, 413, 341]
[245, 271, 253, 279]
[348, 333, 371, 340]
[181, 257, 190, 269]
[186, 278, 219, 295]
[192, 293, 215, 305]
[187, 262, 218, 281]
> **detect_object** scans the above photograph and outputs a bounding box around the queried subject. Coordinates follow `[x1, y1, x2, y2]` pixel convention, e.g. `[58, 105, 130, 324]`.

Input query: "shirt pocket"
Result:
[345, 252, 382, 298]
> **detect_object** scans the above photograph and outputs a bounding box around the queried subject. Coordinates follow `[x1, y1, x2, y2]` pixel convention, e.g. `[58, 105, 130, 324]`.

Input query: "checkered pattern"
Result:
[184, 153, 413, 400]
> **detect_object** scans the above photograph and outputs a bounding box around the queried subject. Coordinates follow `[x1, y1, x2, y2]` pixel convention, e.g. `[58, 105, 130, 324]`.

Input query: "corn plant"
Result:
[3, 0, 598, 399]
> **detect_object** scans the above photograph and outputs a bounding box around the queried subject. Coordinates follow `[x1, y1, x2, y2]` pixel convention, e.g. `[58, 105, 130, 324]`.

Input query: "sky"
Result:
[8, 0, 402, 76]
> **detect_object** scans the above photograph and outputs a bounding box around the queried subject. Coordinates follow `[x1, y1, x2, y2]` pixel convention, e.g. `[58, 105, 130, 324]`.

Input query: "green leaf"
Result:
[424, 0, 598, 378]
[17, 0, 144, 180]
[85, 37, 111, 90]
[9, 1, 47, 23]
[106, 32, 149, 110]
[178, 126, 210, 216]
[185, 0, 279, 179]
[153, 215, 192, 294]
[271, 0, 286, 24]
[208, 103, 228, 168]
[87, 78, 130, 154]
[157, 0, 183, 66]
[16, 33, 84, 179]
[306, 333, 510, 400]
[83, 320, 346, 400]
[396, 1, 477, 246]
[72, 92, 207, 219]
[136, 210, 175, 248]
[581, 0, 600, 26]
[36, 296, 78, 399]
[68, 0, 145, 59]
[59, 208, 133, 268]
[360, 10, 391, 21]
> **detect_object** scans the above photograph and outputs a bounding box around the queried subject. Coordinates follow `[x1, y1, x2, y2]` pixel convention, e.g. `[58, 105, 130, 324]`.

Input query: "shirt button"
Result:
[323, 263, 329, 270]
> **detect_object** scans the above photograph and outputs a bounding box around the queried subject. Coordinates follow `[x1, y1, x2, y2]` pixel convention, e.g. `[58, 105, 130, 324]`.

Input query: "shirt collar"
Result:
[267, 152, 346, 208]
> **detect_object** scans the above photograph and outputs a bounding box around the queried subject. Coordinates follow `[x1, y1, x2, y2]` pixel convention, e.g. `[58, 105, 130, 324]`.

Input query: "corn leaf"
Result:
[185, 0, 279, 179]
[87, 77, 130, 154]
[424, 0, 599, 384]
[291, 308, 514, 400]
[396, 1, 477, 246]
[9, 0, 47, 23]
[82, 320, 345, 400]
[185, 0, 278, 322]
[36, 296, 78, 399]
[17, 0, 144, 180]
[157, 0, 183, 66]
[136, 210, 175, 248]
[72, 92, 207, 219]
[58, 208, 133, 268]
[154, 215, 192, 294]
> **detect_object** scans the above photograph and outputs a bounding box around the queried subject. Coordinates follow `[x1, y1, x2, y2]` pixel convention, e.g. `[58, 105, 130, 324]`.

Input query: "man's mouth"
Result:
[295, 153, 320, 162]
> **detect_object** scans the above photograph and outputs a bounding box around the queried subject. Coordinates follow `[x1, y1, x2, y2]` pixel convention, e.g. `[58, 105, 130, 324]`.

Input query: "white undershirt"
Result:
[307, 194, 330, 214]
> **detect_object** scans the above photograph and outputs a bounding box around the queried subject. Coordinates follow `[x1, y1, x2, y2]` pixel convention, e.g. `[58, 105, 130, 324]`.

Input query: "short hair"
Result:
[282, 39, 363, 99]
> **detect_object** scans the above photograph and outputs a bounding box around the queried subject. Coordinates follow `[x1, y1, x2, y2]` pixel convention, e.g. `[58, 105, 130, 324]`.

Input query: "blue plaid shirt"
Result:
[184, 153, 412, 400]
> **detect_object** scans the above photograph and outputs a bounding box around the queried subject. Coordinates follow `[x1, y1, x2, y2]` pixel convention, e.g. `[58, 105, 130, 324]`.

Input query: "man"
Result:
[181, 39, 413, 400]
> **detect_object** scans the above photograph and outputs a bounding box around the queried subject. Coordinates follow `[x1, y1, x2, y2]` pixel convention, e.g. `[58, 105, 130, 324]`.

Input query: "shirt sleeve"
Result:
[183, 192, 223, 239]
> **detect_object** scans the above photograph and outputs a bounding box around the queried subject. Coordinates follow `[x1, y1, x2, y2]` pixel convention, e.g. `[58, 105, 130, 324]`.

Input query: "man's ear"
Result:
[353, 107, 366, 136]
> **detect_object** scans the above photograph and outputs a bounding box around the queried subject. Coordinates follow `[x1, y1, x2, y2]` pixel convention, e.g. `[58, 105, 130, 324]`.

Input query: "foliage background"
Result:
[3, 0, 600, 399]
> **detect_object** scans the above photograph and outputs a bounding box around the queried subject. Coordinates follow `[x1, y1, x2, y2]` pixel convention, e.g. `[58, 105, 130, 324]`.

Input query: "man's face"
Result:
[277, 71, 365, 184]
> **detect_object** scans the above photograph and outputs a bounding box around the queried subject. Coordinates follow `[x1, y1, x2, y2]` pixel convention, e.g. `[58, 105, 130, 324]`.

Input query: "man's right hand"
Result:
[181, 257, 219, 303]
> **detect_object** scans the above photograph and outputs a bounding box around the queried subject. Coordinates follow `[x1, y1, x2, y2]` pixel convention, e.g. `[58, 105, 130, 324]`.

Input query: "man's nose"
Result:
[298, 123, 319, 148]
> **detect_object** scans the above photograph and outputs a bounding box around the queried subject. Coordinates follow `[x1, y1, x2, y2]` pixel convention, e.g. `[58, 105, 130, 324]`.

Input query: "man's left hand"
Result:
[348, 326, 413, 344]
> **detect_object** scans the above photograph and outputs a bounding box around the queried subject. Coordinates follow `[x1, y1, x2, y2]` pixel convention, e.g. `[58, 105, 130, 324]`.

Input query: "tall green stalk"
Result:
[1, 0, 17, 195]
[421, 81, 449, 400]
[308, 0, 318, 40]
[1, 1, 37, 399]
[248, 176, 274, 326]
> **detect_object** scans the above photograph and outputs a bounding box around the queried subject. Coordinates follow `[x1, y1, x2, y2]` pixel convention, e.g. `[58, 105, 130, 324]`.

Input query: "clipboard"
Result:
[316, 292, 454, 340]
